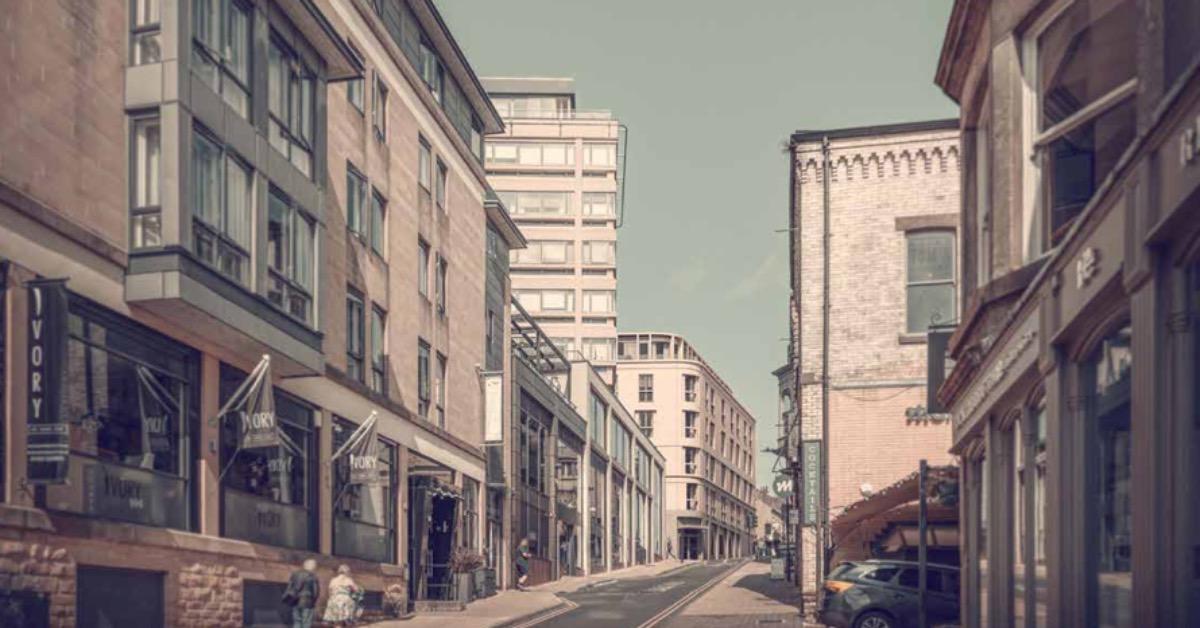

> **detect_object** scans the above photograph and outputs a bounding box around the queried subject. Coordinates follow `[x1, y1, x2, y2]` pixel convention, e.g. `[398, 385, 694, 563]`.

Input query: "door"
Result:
[77, 565, 164, 628]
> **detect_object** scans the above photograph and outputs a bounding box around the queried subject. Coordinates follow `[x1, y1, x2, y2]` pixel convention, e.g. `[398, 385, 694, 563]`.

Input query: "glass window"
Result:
[266, 190, 316, 324]
[192, 0, 250, 117]
[332, 418, 396, 563]
[372, 75, 388, 141]
[1036, 0, 1136, 242]
[192, 130, 251, 285]
[583, 338, 614, 361]
[583, 290, 615, 314]
[346, 43, 365, 113]
[583, 241, 615, 265]
[638, 374, 654, 402]
[131, 0, 162, 65]
[346, 290, 364, 383]
[906, 230, 956, 333]
[370, 189, 386, 255]
[436, 160, 448, 209]
[496, 191, 571, 217]
[268, 36, 315, 176]
[582, 192, 616, 217]
[435, 255, 448, 314]
[589, 391, 607, 450]
[1086, 324, 1132, 627]
[684, 411, 698, 438]
[417, 340, 431, 418]
[46, 301, 196, 530]
[1032, 403, 1047, 627]
[131, 116, 162, 248]
[583, 143, 616, 167]
[418, 240, 430, 296]
[862, 566, 900, 583]
[418, 138, 431, 191]
[1013, 419, 1027, 627]
[435, 353, 447, 427]
[346, 164, 366, 238]
[370, 305, 386, 394]
[637, 411, 654, 437]
[683, 375, 698, 401]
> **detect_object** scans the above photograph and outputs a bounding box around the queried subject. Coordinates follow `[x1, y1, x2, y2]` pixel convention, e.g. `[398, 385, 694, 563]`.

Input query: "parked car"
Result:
[818, 559, 960, 628]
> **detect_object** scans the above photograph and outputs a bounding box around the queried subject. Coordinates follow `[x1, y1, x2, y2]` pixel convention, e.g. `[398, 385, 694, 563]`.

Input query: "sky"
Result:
[438, 0, 958, 487]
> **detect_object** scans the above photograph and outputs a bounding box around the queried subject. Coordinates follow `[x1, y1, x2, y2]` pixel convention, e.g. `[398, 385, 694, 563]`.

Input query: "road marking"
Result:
[507, 598, 579, 628]
[636, 559, 748, 628]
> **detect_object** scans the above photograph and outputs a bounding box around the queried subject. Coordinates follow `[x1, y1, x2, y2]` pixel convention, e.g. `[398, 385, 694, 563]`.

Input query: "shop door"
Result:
[426, 494, 458, 600]
[76, 565, 164, 628]
[407, 478, 432, 604]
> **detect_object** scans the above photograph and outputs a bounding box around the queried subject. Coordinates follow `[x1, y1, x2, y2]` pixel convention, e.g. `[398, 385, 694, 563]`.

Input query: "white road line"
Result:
[635, 560, 747, 628]
[507, 598, 580, 628]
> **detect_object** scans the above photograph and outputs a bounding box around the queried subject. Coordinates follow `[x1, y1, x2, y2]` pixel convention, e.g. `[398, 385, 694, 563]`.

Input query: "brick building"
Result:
[0, 0, 524, 624]
[786, 120, 961, 602]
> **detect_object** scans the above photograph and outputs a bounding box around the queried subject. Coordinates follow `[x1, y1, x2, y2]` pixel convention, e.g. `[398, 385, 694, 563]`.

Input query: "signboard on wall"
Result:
[26, 279, 69, 484]
[484, 373, 503, 442]
[801, 440, 821, 527]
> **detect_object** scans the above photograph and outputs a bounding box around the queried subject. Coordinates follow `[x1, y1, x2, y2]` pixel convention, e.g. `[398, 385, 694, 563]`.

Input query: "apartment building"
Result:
[616, 333, 756, 561]
[0, 0, 519, 623]
[786, 120, 961, 602]
[934, 1, 1200, 626]
[483, 77, 623, 382]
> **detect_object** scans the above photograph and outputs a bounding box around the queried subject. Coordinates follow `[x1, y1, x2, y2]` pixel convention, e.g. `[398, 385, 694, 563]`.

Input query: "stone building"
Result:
[934, 0, 1200, 626]
[0, 0, 523, 623]
[786, 120, 961, 603]
[615, 332, 757, 561]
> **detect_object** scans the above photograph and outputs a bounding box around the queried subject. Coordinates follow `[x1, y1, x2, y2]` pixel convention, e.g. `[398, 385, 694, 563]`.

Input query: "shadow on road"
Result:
[730, 573, 805, 608]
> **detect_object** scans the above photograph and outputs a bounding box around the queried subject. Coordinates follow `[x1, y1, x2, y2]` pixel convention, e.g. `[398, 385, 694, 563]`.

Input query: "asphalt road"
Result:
[528, 560, 743, 628]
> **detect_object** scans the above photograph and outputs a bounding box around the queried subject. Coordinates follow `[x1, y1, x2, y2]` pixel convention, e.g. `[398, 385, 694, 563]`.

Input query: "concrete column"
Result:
[198, 353, 221, 535]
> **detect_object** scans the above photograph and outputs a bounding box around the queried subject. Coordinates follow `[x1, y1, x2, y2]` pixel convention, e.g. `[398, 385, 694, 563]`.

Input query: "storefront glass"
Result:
[589, 454, 606, 569]
[1012, 420, 1026, 626]
[1086, 324, 1132, 627]
[977, 454, 989, 627]
[46, 300, 197, 530]
[611, 472, 624, 568]
[332, 417, 396, 564]
[1032, 404, 1047, 627]
[219, 364, 315, 550]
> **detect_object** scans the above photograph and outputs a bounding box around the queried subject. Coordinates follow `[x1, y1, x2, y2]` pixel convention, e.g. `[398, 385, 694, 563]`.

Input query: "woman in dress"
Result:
[323, 564, 363, 626]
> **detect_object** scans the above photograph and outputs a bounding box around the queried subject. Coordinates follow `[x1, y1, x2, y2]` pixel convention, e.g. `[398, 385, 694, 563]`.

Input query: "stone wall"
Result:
[177, 563, 242, 628]
[0, 540, 76, 627]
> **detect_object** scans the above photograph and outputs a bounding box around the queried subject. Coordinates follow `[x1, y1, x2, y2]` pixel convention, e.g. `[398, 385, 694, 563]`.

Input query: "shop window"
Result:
[1035, 0, 1137, 243]
[332, 417, 396, 564]
[78, 566, 164, 628]
[905, 230, 956, 333]
[219, 364, 316, 550]
[45, 300, 197, 530]
[1085, 324, 1132, 627]
[589, 454, 607, 568]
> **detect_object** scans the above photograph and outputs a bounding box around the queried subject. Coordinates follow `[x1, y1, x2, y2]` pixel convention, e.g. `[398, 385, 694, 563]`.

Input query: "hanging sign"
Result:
[333, 412, 381, 485]
[217, 356, 279, 450]
[802, 440, 821, 527]
[26, 279, 70, 484]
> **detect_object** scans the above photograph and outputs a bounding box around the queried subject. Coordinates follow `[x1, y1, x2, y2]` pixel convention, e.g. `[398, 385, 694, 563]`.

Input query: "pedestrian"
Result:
[666, 538, 676, 561]
[323, 564, 364, 627]
[282, 559, 320, 628]
[515, 537, 532, 591]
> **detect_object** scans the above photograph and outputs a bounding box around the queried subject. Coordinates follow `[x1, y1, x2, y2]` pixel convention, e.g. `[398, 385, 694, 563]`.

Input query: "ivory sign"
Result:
[26, 279, 69, 484]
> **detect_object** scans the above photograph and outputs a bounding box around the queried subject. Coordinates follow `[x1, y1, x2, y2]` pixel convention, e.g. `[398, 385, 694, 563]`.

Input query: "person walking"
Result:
[282, 559, 320, 628]
[666, 538, 676, 561]
[323, 565, 364, 627]
[515, 537, 532, 591]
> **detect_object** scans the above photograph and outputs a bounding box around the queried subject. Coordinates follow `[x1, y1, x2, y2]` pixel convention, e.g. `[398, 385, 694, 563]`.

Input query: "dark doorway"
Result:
[76, 565, 164, 628]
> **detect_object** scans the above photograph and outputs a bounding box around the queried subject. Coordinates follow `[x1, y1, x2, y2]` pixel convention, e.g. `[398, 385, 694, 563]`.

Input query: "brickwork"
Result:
[0, 540, 75, 627]
[177, 563, 241, 628]
[789, 123, 960, 593]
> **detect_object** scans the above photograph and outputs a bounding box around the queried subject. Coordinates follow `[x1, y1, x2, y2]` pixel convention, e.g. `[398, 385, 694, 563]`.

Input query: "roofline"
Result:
[771, 363, 792, 377]
[790, 118, 959, 146]
[484, 191, 527, 249]
[415, 0, 504, 133]
[934, 0, 981, 103]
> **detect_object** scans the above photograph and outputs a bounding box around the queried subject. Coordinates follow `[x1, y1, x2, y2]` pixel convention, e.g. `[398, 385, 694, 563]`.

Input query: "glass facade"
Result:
[332, 417, 396, 564]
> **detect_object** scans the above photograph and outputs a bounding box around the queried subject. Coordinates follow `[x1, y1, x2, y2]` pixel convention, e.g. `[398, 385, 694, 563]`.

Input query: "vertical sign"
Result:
[802, 440, 821, 526]
[483, 373, 503, 442]
[26, 279, 69, 484]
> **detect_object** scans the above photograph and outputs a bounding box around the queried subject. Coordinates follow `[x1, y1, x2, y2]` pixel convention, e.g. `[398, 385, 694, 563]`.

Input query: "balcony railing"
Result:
[498, 109, 614, 121]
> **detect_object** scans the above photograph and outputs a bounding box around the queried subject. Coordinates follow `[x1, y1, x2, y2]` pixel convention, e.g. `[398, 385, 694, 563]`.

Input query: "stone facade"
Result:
[787, 121, 960, 597]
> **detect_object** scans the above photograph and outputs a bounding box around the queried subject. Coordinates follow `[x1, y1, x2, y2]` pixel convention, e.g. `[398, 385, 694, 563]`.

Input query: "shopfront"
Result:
[407, 451, 460, 603]
[588, 452, 607, 573]
[555, 428, 583, 577]
[332, 416, 397, 564]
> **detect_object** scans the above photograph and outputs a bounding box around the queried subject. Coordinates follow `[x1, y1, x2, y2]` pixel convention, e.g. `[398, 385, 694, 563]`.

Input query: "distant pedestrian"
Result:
[666, 539, 676, 561]
[515, 537, 532, 591]
[282, 559, 320, 628]
[323, 564, 364, 626]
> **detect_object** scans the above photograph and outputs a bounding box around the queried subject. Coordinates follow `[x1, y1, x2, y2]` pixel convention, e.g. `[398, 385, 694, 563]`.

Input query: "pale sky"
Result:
[438, 0, 958, 486]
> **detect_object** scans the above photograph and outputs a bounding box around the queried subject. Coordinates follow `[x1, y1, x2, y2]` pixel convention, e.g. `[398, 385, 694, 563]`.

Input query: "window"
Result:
[1012, 417, 1026, 627]
[485, 142, 574, 167]
[436, 160, 448, 210]
[684, 411, 698, 438]
[346, 290, 365, 382]
[582, 338, 614, 361]
[418, 240, 431, 297]
[486, 309, 498, 355]
[583, 143, 616, 167]
[684, 447, 698, 474]
[589, 391, 607, 450]
[1034, 0, 1136, 243]
[267, 189, 316, 323]
[372, 75, 388, 141]
[862, 566, 900, 583]
[131, 116, 161, 248]
[417, 340, 431, 418]
[435, 255, 448, 314]
[582, 192, 616, 217]
[638, 374, 654, 402]
[192, 130, 251, 285]
[131, 0, 161, 65]
[370, 305, 386, 394]
[495, 191, 571, 217]
[636, 411, 654, 437]
[346, 44, 365, 114]
[418, 137, 432, 191]
[582, 241, 615, 265]
[514, 289, 574, 312]
[419, 41, 443, 103]
[683, 375, 698, 402]
[461, 478, 479, 550]
[346, 164, 366, 238]
[268, 36, 315, 176]
[582, 290, 615, 314]
[1032, 403, 1047, 626]
[513, 241, 573, 265]
[686, 484, 698, 511]
[370, 189, 386, 254]
[192, 0, 250, 117]
[905, 230, 956, 333]
[435, 353, 447, 428]
[332, 418, 396, 563]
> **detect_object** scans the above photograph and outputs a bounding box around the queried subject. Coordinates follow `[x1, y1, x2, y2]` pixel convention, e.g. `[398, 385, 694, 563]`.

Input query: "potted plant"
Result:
[450, 548, 485, 603]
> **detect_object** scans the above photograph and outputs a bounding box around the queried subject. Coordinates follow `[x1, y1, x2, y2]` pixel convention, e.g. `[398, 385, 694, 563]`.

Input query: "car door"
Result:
[928, 568, 961, 623]
[866, 566, 916, 624]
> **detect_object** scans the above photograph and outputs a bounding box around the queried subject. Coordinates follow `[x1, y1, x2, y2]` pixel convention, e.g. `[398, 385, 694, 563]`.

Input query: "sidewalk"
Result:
[371, 560, 700, 628]
[664, 560, 823, 628]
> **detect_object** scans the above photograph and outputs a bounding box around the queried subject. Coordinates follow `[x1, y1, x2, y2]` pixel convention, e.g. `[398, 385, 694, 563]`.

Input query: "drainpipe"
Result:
[820, 136, 832, 590]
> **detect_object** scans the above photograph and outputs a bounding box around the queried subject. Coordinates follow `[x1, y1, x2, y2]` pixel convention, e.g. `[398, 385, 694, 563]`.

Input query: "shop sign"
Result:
[332, 412, 381, 485]
[772, 473, 794, 498]
[217, 355, 279, 450]
[954, 328, 1037, 429]
[801, 440, 821, 527]
[26, 279, 69, 484]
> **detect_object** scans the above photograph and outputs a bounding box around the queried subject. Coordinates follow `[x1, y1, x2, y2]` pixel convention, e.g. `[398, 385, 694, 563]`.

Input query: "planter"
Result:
[454, 573, 475, 604]
[473, 568, 496, 598]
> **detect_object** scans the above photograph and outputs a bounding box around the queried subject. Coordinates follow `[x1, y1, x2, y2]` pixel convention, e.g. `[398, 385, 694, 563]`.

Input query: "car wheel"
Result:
[854, 611, 895, 628]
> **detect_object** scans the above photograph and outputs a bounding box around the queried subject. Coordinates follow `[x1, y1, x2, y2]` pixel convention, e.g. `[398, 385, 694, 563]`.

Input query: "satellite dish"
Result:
[860, 483, 874, 498]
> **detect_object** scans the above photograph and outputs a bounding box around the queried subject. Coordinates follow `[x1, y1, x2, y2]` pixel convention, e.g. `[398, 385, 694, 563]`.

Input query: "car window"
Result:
[828, 563, 856, 580]
[861, 566, 899, 583]
[897, 568, 943, 591]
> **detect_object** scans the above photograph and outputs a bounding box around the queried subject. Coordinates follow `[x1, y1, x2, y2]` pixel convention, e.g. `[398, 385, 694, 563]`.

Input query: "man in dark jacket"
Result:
[283, 559, 320, 628]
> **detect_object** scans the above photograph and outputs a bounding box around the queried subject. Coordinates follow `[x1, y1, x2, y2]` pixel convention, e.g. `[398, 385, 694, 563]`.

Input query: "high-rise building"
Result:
[615, 333, 757, 561]
[482, 77, 624, 382]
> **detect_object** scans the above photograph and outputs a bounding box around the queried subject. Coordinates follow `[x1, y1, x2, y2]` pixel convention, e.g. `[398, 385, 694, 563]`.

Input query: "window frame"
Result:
[418, 136, 432, 192]
[638, 373, 654, 402]
[346, 289, 365, 383]
[417, 340, 431, 419]
[267, 33, 315, 177]
[191, 0, 252, 118]
[130, 0, 162, 66]
[369, 187, 387, 255]
[904, 229, 957, 334]
[130, 113, 163, 249]
[435, 254, 448, 315]
[435, 159, 448, 210]
[191, 126, 252, 286]
[417, 239, 431, 297]
[370, 304, 387, 394]
[435, 352, 447, 428]
[346, 162, 367, 239]
[266, 187, 317, 325]
[372, 73, 388, 141]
